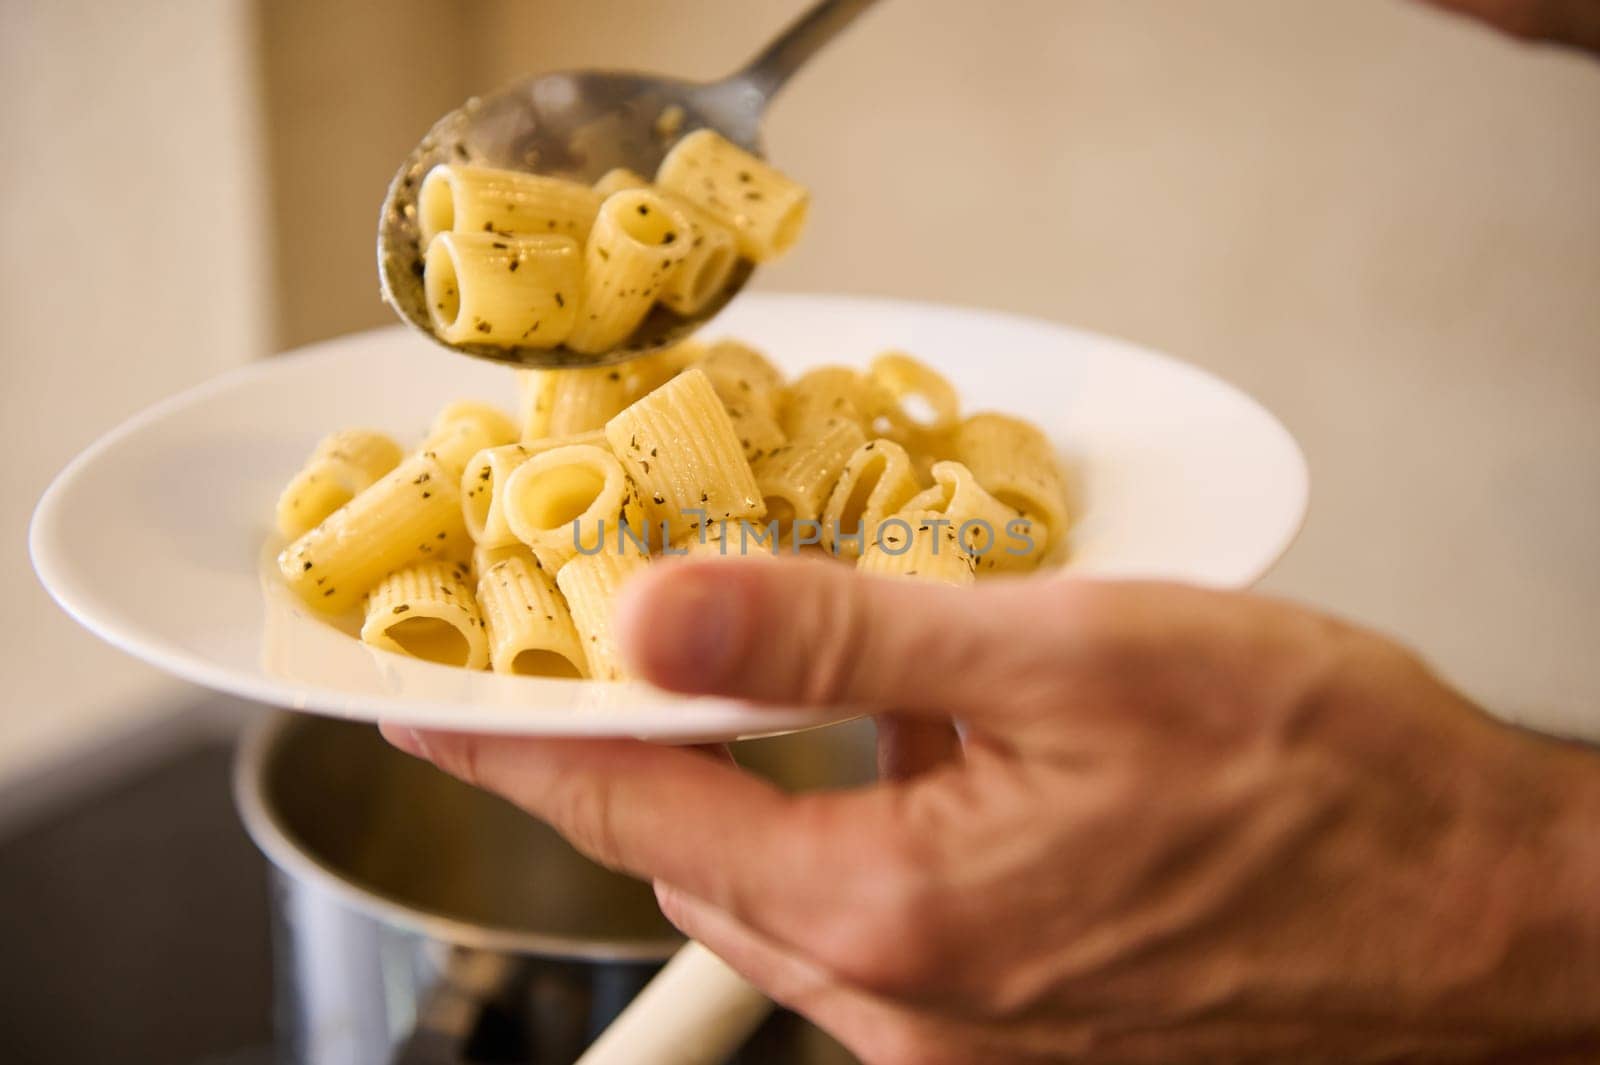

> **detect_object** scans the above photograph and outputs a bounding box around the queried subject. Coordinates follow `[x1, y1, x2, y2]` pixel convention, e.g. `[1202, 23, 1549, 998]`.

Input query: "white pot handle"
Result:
[576, 941, 773, 1064]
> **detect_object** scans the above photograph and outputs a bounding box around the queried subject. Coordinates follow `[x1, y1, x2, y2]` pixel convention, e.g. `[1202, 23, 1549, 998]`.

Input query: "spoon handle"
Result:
[732, 0, 883, 107]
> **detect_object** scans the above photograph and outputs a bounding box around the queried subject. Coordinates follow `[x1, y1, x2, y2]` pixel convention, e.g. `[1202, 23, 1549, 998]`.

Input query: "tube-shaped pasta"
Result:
[275, 429, 403, 540]
[502, 444, 634, 573]
[361, 560, 489, 669]
[477, 553, 588, 677]
[821, 439, 922, 559]
[418, 163, 602, 245]
[566, 189, 692, 355]
[656, 129, 809, 262]
[698, 340, 785, 401]
[472, 540, 538, 582]
[869, 351, 961, 435]
[279, 453, 471, 614]
[420, 400, 518, 478]
[752, 419, 866, 535]
[605, 368, 763, 543]
[903, 460, 1030, 574]
[593, 168, 647, 198]
[779, 367, 883, 439]
[593, 169, 738, 316]
[518, 365, 635, 440]
[950, 413, 1070, 560]
[556, 539, 650, 681]
[461, 433, 607, 549]
[658, 195, 738, 315]
[424, 232, 582, 347]
[695, 341, 787, 461]
[623, 339, 705, 397]
[857, 511, 976, 587]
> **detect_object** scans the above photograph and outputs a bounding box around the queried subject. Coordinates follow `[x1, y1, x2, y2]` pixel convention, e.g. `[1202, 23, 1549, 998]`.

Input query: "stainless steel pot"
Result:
[234, 713, 872, 1065]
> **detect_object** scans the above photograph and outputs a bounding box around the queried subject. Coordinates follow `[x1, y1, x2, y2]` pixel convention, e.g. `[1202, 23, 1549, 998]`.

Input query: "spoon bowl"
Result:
[378, 0, 881, 370]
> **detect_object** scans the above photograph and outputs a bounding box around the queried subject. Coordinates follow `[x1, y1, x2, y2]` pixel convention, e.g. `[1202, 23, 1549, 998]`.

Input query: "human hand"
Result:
[383, 560, 1600, 1063]
[1419, 0, 1600, 52]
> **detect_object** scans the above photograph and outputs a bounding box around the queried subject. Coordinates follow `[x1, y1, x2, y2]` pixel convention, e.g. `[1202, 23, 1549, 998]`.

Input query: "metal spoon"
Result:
[378, 0, 882, 370]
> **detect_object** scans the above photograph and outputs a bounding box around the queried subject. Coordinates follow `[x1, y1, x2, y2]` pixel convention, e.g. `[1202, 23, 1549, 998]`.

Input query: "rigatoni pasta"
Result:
[461, 433, 606, 549]
[604, 368, 764, 544]
[656, 129, 810, 262]
[556, 538, 650, 681]
[822, 439, 922, 559]
[476, 553, 589, 677]
[566, 189, 692, 354]
[419, 164, 601, 246]
[417, 133, 805, 356]
[591, 169, 739, 316]
[271, 338, 1070, 679]
[424, 232, 582, 346]
[903, 460, 1030, 573]
[361, 560, 489, 669]
[502, 444, 635, 573]
[278, 452, 469, 614]
[950, 413, 1071, 561]
[420, 400, 518, 478]
[275, 429, 403, 540]
[857, 512, 976, 587]
[752, 419, 866, 536]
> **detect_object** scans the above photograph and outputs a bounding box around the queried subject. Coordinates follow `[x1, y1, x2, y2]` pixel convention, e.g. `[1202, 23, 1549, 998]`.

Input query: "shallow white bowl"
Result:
[30, 294, 1306, 741]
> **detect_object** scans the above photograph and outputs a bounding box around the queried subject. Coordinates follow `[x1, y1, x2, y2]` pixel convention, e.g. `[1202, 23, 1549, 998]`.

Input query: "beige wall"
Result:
[0, 0, 267, 784]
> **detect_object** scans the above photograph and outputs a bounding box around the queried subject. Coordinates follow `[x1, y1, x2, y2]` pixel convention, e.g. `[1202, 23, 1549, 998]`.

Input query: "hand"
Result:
[1419, 0, 1600, 52]
[383, 560, 1600, 1064]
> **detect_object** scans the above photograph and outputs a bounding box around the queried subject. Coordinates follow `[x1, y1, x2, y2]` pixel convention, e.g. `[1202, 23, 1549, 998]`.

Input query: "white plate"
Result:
[30, 294, 1307, 741]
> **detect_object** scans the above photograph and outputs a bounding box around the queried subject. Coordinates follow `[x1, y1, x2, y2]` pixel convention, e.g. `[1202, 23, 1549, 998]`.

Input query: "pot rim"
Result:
[233, 712, 685, 962]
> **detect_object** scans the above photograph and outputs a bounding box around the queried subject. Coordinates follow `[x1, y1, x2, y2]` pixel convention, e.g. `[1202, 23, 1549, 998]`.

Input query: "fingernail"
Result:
[625, 569, 745, 688]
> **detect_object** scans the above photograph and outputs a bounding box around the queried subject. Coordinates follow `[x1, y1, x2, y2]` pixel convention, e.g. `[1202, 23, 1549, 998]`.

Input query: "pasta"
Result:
[869, 351, 961, 436]
[417, 141, 804, 355]
[418, 164, 602, 246]
[950, 413, 1071, 561]
[275, 429, 403, 539]
[566, 189, 692, 354]
[361, 560, 489, 669]
[424, 232, 582, 346]
[556, 538, 651, 681]
[476, 552, 589, 677]
[821, 439, 922, 559]
[903, 460, 1031, 573]
[752, 419, 866, 539]
[419, 400, 518, 478]
[857, 511, 976, 587]
[460, 432, 606, 549]
[272, 339, 1070, 679]
[779, 367, 884, 439]
[472, 540, 538, 582]
[591, 168, 739, 316]
[605, 368, 764, 544]
[278, 452, 469, 614]
[656, 129, 810, 262]
[695, 340, 787, 461]
[517, 365, 635, 440]
[502, 443, 636, 573]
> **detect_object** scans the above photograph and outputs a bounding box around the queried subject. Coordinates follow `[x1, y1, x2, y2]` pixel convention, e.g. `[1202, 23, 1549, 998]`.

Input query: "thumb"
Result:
[614, 557, 1054, 721]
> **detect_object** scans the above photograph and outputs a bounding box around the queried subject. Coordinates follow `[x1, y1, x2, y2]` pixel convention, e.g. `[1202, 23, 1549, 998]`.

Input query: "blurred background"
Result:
[1, 1, 1596, 1061]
